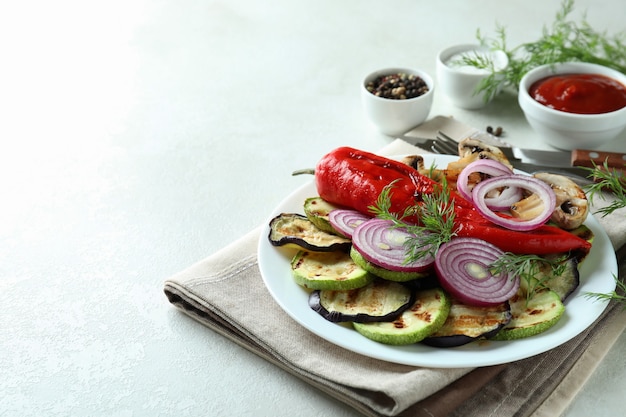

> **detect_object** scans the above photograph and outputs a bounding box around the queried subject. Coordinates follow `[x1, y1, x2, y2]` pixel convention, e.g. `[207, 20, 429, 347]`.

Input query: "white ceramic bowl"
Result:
[436, 44, 508, 109]
[361, 67, 434, 136]
[518, 62, 626, 150]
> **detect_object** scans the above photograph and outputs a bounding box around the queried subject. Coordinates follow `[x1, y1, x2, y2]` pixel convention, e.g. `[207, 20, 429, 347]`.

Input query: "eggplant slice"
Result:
[536, 254, 580, 302]
[309, 279, 414, 323]
[268, 213, 351, 252]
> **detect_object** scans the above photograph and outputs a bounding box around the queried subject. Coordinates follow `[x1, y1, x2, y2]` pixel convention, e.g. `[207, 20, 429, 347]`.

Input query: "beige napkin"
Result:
[164, 116, 626, 417]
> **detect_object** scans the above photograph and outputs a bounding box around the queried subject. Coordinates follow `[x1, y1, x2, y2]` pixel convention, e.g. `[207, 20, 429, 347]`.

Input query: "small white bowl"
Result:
[361, 67, 434, 136]
[518, 62, 626, 150]
[436, 44, 508, 109]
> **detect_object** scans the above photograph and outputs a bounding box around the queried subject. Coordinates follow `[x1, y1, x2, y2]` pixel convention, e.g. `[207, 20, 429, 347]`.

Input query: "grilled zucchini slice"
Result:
[491, 283, 564, 341]
[291, 250, 374, 290]
[353, 288, 450, 345]
[303, 197, 340, 234]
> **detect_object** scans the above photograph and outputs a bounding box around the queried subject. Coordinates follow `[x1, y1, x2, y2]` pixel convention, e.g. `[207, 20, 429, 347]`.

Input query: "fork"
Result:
[432, 131, 460, 155]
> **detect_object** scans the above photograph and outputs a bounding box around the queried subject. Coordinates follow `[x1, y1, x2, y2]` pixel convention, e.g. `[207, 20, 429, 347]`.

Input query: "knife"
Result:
[400, 133, 626, 181]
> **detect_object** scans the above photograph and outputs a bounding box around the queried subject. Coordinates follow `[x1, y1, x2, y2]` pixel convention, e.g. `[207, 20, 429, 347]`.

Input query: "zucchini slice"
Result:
[268, 213, 351, 252]
[490, 284, 564, 341]
[422, 298, 511, 347]
[350, 246, 431, 282]
[303, 197, 341, 234]
[309, 279, 414, 323]
[353, 288, 450, 345]
[291, 250, 374, 290]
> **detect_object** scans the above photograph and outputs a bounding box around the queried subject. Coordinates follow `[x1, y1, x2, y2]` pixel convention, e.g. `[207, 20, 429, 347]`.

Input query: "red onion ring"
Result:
[351, 218, 434, 272]
[435, 237, 519, 307]
[456, 159, 515, 202]
[328, 209, 371, 238]
[471, 174, 556, 231]
[484, 184, 524, 211]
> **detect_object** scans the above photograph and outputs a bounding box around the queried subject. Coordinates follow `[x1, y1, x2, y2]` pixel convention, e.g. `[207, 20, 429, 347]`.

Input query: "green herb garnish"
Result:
[585, 274, 626, 307]
[583, 161, 626, 217]
[490, 253, 568, 303]
[368, 177, 457, 263]
[459, 0, 626, 100]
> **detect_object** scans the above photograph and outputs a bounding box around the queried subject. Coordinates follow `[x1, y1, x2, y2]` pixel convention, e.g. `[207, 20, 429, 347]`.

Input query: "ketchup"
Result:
[529, 73, 626, 114]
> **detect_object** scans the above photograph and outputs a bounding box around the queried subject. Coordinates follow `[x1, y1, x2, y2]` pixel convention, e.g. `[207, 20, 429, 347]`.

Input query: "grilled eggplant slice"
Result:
[303, 197, 341, 234]
[291, 250, 374, 290]
[491, 283, 564, 341]
[423, 298, 511, 347]
[268, 213, 351, 252]
[535, 254, 580, 302]
[352, 288, 450, 345]
[309, 279, 414, 323]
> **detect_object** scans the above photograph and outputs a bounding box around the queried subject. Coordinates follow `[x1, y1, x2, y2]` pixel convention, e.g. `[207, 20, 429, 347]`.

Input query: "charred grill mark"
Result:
[393, 318, 406, 329]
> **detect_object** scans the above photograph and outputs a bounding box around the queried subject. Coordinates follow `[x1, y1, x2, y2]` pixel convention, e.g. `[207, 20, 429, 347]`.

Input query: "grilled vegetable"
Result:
[315, 146, 592, 256]
[268, 213, 351, 252]
[491, 281, 564, 341]
[533, 172, 589, 230]
[535, 255, 580, 302]
[309, 279, 414, 323]
[328, 209, 371, 239]
[351, 218, 436, 273]
[435, 237, 519, 306]
[303, 197, 341, 234]
[352, 288, 450, 345]
[568, 224, 594, 263]
[350, 247, 430, 282]
[422, 298, 511, 347]
[291, 250, 374, 290]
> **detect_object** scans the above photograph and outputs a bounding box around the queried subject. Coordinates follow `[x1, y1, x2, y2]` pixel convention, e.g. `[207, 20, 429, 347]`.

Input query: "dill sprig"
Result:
[582, 161, 626, 217]
[584, 274, 626, 307]
[460, 0, 626, 100]
[368, 178, 457, 263]
[489, 253, 568, 303]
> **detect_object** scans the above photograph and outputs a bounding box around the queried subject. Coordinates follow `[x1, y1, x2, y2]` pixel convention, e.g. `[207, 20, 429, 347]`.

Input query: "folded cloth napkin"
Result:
[164, 116, 626, 417]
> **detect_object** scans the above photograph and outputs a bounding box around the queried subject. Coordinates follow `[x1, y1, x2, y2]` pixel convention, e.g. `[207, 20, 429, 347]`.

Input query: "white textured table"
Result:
[1, 1, 625, 416]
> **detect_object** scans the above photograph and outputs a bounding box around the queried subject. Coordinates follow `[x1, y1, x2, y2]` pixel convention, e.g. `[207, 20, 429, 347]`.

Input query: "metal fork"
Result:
[432, 131, 460, 155]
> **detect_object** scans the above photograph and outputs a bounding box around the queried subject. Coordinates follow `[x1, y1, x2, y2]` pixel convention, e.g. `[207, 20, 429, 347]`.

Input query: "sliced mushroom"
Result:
[532, 172, 589, 230]
[455, 137, 514, 171]
[398, 154, 452, 185]
[399, 155, 424, 170]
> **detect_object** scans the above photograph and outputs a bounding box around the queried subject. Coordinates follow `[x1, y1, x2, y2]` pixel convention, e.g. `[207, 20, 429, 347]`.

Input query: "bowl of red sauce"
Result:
[518, 62, 626, 150]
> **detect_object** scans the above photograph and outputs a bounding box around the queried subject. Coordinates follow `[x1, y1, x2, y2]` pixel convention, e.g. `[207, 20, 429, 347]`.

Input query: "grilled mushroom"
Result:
[455, 137, 514, 171]
[532, 172, 589, 230]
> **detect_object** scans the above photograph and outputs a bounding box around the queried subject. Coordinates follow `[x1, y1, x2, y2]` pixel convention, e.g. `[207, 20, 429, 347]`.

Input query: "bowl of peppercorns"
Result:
[361, 67, 434, 136]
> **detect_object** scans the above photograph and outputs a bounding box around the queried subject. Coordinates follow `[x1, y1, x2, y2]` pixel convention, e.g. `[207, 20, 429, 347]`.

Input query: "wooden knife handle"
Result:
[571, 149, 626, 169]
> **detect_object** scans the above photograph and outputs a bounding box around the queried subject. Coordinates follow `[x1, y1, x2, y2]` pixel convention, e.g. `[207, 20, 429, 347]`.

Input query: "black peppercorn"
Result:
[366, 73, 429, 100]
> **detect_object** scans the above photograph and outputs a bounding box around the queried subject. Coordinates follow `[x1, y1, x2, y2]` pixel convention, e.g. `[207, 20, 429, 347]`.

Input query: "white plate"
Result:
[257, 154, 617, 368]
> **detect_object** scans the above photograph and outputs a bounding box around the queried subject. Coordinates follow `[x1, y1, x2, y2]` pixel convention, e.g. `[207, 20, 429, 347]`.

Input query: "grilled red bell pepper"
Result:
[315, 146, 592, 257]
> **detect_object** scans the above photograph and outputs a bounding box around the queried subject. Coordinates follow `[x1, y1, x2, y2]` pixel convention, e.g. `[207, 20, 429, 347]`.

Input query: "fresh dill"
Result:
[582, 161, 626, 217]
[368, 178, 457, 263]
[489, 253, 568, 303]
[585, 274, 626, 307]
[459, 0, 626, 100]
